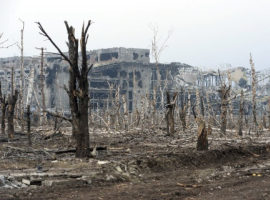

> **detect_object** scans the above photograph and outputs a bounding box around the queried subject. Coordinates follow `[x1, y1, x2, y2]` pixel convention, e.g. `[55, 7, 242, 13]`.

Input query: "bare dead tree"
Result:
[166, 91, 178, 135]
[262, 112, 266, 129]
[0, 33, 17, 49]
[179, 87, 186, 131]
[11, 66, 14, 96]
[150, 25, 171, 91]
[152, 86, 157, 125]
[206, 91, 213, 127]
[268, 97, 270, 131]
[186, 90, 191, 129]
[200, 95, 205, 117]
[18, 19, 25, 132]
[114, 85, 120, 129]
[54, 108, 59, 131]
[250, 54, 257, 132]
[145, 90, 150, 121]
[8, 90, 19, 139]
[26, 105, 31, 146]
[227, 69, 234, 128]
[140, 95, 145, 131]
[196, 89, 201, 119]
[0, 82, 8, 134]
[217, 70, 231, 136]
[37, 21, 93, 158]
[238, 89, 244, 136]
[150, 25, 173, 116]
[122, 94, 128, 131]
[36, 47, 47, 125]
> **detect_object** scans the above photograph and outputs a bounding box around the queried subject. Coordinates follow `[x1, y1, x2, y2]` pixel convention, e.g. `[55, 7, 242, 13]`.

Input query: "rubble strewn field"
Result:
[1, 124, 270, 200]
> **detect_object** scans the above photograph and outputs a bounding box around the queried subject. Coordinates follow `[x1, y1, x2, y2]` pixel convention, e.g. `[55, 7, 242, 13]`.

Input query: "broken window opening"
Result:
[100, 52, 119, 61]
[138, 80, 142, 88]
[103, 69, 118, 78]
[122, 81, 128, 89]
[129, 101, 132, 111]
[160, 70, 167, 80]
[112, 52, 118, 59]
[129, 81, 133, 87]
[135, 71, 141, 80]
[120, 70, 127, 78]
[145, 52, 149, 57]
[129, 91, 133, 100]
[47, 57, 62, 62]
[90, 82, 110, 89]
[129, 72, 133, 80]
[63, 67, 69, 73]
[133, 52, 138, 60]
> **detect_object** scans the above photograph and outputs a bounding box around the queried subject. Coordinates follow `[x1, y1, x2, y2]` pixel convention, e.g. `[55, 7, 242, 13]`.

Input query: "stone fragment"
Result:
[116, 166, 122, 172]
[22, 179, 42, 186]
[0, 175, 5, 187]
[22, 179, 31, 185]
[43, 179, 85, 187]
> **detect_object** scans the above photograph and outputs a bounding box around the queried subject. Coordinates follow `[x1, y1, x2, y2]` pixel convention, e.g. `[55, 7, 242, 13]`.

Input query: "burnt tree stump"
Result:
[197, 119, 208, 151]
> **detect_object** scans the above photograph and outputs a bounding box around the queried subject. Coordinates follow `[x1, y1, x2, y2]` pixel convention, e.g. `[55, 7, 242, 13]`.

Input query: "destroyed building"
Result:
[0, 47, 270, 114]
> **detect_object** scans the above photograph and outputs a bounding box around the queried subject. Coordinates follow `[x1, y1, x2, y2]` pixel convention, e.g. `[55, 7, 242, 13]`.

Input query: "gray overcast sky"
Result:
[1, 0, 270, 70]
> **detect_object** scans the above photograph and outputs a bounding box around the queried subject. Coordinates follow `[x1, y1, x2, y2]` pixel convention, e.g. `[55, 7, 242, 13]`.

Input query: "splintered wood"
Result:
[197, 119, 208, 151]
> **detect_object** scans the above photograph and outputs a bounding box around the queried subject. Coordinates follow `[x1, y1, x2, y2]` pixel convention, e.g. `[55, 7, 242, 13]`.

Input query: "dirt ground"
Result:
[1, 124, 270, 200]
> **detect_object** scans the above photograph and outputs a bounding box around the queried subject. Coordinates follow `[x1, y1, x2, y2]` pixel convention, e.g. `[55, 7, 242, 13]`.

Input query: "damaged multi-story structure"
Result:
[0, 47, 269, 115]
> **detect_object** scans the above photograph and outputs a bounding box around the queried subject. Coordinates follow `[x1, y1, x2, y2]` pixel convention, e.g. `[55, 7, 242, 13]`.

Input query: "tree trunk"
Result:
[8, 90, 18, 139]
[37, 21, 93, 157]
[19, 21, 25, 133]
[65, 24, 79, 138]
[122, 94, 128, 131]
[166, 91, 177, 135]
[263, 113, 266, 128]
[152, 87, 157, 125]
[0, 82, 8, 135]
[227, 69, 234, 129]
[54, 108, 59, 131]
[219, 84, 230, 136]
[140, 95, 145, 131]
[250, 54, 257, 131]
[186, 90, 191, 129]
[1, 98, 7, 135]
[75, 22, 91, 158]
[197, 119, 208, 151]
[268, 97, 270, 131]
[200, 96, 205, 117]
[206, 92, 213, 127]
[76, 89, 89, 158]
[27, 105, 31, 146]
[179, 87, 186, 131]
[196, 89, 201, 119]
[238, 89, 244, 136]
[40, 47, 47, 125]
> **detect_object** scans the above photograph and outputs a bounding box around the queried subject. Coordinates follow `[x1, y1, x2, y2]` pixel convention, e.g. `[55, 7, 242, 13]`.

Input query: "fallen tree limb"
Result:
[45, 109, 72, 122]
[4, 145, 108, 155]
[177, 183, 202, 188]
[52, 147, 108, 154]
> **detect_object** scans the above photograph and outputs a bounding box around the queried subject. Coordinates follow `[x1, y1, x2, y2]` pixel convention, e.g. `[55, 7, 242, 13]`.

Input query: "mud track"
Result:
[1, 128, 270, 199]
